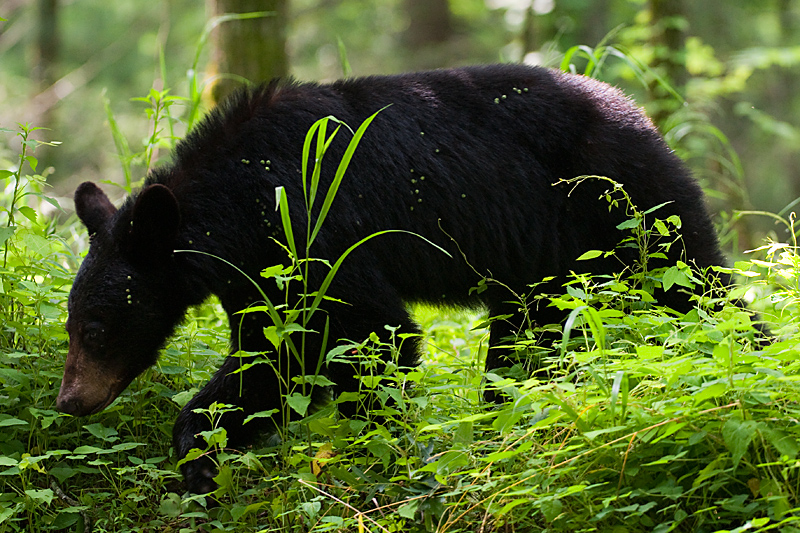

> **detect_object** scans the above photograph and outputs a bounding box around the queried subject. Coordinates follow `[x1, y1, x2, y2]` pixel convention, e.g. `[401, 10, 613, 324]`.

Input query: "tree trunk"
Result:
[33, 0, 59, 168]
[34, 0, 58, 91]
[207, 0, 289, 104]
[648, 0, 686, 124]
[776, 0, 800, 203]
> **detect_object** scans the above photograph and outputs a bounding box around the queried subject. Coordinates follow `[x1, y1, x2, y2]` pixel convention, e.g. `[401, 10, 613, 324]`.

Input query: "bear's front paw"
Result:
[181, 454, 219, 495]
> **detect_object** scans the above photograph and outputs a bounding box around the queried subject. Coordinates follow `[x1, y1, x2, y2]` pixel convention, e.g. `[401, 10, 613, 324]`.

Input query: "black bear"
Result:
[57, 64, 727, 494]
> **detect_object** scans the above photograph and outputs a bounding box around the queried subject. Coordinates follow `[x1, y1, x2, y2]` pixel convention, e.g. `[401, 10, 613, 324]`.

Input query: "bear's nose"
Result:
[56, 394, 84, 416]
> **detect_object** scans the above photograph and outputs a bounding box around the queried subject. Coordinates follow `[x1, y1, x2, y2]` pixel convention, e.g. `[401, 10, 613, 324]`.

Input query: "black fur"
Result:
[58, 64, 725, 494]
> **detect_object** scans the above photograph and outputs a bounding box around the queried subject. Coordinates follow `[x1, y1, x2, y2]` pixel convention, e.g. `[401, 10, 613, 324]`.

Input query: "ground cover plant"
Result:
[3, 54, 800, 533]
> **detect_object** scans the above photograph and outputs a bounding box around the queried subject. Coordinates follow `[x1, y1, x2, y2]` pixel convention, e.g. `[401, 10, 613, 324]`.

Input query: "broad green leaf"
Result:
[398, 499, 419, 519]
[243, 409, 278, 425]
[286, 392, 312, 416]
[24, 489, 54, 505]
[0, 418, 27, 428]
[17, 206, 37, 223]
[84, 423, 119, 442]
[760, 426, 799, 459]
[693, 382, 728, 404]
[616, 217, 641, 230]
[176, 448, 206, 467]
[723, 418, 757, 469]
[213, 464, 234, 495]
[653, 219, 670, 236]
[111, 442, 144, 452]
[541, 498, 563, 522]
[292, 374, 336, 387]
[20, 232, 50, 256]
[231, 500, 270, 522]
[198, 427, 227, 448]
[73, 445, 103, 454]
[0, 226, 16, 246]
[662, 265, 693, 291]
[496, 499, 528, 517]
[261, 264, 290, 278]
[576, 249, 603, 261]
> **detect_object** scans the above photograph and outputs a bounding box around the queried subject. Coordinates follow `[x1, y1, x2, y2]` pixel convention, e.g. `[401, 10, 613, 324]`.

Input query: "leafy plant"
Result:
[4, 36, 799, 533]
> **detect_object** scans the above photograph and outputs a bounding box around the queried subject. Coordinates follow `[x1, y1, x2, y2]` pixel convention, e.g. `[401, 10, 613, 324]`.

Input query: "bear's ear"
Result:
[130, 184, 180, 256]
[74, 182, 117, 235]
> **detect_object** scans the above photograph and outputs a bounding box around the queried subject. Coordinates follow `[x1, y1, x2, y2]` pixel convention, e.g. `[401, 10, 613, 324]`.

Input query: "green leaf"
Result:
[17, 206, 37, 224]
[275, 186, 297, 260]
[576, 249, 603, 261]
[616, 217, 641, 230]
[21, 232, 50, 256]
[24, 489, 54, 505]
[761, 426, 799, 459]
[0, 418, 28, 428]
[496, 499, 528, 518]
[111, 442, 144, 452]
[398, 499, 419, 519]
[213, 464, 233, 495]
[309, 106, 388, 245]
[723, 418, 757, 469]
[263, 326, 281, 349]
[635, 345, 664, 359]
[582, 425, 628, 440]
[278, 322, 316, 336]
[286, 392, 312, 416]
[693, 382, 728, 404]
[176, 448, 206, 467]
[642, 200, 673, 215]
[83, 423, 119, 442]
[653, 219, 670, 236]
[292, 374, 336, 387]
[243, 409, 278, 425]
[261, 264, 290, 278]
[73, 445, 103, 454]
[0, 226, 16, 246]
[198, 427, 228, 448]
[541, 498, 563, 522]
[231, 500, 270, 522]
[662, 266, 693, 291]
[641, 450, 689, 466]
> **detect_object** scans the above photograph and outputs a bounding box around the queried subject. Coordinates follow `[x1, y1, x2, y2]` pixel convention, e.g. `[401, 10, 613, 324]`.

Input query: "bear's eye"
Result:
[83, 322, 106, 348]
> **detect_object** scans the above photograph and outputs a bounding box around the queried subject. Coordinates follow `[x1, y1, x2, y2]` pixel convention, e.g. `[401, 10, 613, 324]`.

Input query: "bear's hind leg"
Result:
[324, 294, 422, 421]
[483, 298, 566, 402]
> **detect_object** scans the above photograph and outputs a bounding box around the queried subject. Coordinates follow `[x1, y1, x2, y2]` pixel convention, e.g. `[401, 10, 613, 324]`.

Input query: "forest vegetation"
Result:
[1, 1, 800, 531]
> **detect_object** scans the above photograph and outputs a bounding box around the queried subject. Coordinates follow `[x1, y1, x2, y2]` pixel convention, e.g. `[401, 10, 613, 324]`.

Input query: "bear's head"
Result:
[57, 182, 187, 416]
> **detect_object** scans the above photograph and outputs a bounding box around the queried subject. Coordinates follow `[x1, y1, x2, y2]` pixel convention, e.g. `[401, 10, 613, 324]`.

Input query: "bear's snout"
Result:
[56, 346, 132, 416]
[56, 393, 86, 416]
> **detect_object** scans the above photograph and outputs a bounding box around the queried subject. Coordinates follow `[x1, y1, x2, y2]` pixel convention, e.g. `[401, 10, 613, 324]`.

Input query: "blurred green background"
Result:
[1, 0, 798, 252]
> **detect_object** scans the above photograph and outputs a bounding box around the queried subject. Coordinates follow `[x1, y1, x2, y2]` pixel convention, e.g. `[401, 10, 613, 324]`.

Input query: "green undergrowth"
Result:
[4, 53, 800, 531]
[3, 124, 800, 533]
